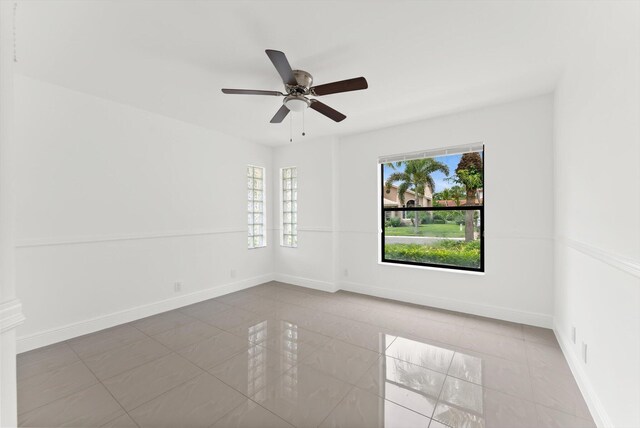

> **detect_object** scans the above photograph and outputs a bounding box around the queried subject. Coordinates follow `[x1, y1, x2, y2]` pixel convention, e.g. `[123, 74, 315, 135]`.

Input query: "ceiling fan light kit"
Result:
[221, 49, 368, 130]
[283, 94, 310, 112]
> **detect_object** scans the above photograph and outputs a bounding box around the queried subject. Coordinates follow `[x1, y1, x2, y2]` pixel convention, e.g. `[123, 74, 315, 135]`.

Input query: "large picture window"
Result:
[248, 165, 266, 249]
[380, 145, 484, 272]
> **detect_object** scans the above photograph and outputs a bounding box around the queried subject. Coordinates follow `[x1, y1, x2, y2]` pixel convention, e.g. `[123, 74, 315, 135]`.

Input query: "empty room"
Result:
[0, 1, 638, 427]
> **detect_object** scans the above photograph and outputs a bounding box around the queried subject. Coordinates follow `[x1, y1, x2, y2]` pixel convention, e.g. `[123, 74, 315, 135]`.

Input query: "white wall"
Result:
[9, 4, 638, 426]
[273, 95, 555, 326]
[0, 3, 24, 425]
[271, 136, 339, 292]
[553, 2, 640, 427]
[14, 76, 274, 352]
[337, 95, 555, 326]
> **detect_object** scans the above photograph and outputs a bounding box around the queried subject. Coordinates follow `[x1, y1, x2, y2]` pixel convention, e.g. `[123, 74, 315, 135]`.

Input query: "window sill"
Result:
[377, 261, 485, 275]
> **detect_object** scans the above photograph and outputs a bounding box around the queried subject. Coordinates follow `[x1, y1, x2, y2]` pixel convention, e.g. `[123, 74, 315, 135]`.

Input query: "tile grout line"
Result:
[216, 289, 533, 375]
[17, 326, 175, 420]
[315, 383, 357, 427]
[204, 354, 304, 428]
[240, 285, 592, 421]
[81, 340, 173, 382]
[234, 285, 594, 424]
[16, 343, 81, 383]
[389, 335, 569, 423]
[253, 285, 534, 353]
[130, 312, 202, 337]
[115, 333, 251, 415]
[120, 371, 207, 418]
[525, 339, 547, 428]
[204, 395, 293, 428]
[64, 342, 142, 428]
[312, 335, 401, 428]
[123, 300, 318, 416]
[19, 283, 588, 427]
[524, 342, 592, 423]
[69, 321, 195, 425]
[117, 339, 298, 427]
[430, 346, 457, 423]
[112, 353, 205, 417]
[61, 318, 179, 364]
[16, 365, 101, 421]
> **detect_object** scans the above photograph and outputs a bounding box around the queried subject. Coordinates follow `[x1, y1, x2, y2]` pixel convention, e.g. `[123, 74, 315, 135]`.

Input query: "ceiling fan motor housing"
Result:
[288, 70, 313, 94]
[284, 70, 313, 111]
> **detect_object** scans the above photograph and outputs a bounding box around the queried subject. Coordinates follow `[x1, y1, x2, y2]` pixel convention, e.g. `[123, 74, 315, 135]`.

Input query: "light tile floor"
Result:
[17, 281, 596, 428]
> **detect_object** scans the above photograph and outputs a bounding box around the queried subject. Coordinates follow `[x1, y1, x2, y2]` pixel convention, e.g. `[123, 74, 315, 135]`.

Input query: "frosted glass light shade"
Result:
[284, 98, 308, 112]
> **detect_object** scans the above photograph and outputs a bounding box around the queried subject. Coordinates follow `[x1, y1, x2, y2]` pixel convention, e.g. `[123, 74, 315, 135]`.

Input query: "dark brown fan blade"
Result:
[270, 104, 290, 123]
[265, 50, 297, 86]
[222, 89, 283, 96]
[311, 77, 368, 96]
[309, 100, 346, 122]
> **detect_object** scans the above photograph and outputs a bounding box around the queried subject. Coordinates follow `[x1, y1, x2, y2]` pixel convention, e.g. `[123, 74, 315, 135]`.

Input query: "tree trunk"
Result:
[413, 194, 421, 235]
[464, 189, 478, 242]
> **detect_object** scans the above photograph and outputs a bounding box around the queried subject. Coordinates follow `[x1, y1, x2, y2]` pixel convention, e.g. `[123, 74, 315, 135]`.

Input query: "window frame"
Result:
[280, 166, 298, 248]
[379, 149, 485, 273]
[247, 165, 267, 249]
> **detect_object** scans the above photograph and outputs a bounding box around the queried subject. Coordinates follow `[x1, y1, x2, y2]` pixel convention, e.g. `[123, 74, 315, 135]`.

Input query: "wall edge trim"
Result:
[554, 325, 613, 428]
[16, 273, 274, 353]
[0, 299, 25, 334]
[273, 273, 338, 293]
[15, 228, 248, 248]
[557, 236, 640, 278]
[339, 280, 553, 327]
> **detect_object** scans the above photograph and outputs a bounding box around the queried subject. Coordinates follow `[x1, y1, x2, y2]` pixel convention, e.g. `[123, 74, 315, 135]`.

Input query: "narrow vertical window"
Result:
[281, 167, 297, 247]
[247, 165, 266, 249]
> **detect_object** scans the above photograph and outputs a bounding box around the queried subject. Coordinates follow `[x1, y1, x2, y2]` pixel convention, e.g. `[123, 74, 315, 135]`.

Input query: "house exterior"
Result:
[383, 185, 484, 221]
[383, 184, 432, 219]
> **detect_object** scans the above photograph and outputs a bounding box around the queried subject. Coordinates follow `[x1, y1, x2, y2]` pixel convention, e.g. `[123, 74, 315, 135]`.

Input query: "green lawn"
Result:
[385, 223, 464, 237]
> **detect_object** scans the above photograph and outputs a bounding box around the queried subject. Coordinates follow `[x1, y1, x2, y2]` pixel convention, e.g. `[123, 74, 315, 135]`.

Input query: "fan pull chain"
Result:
[302, 109, 306, 137]
[289, 112, 293, 143]
[13, 1, 18, 62]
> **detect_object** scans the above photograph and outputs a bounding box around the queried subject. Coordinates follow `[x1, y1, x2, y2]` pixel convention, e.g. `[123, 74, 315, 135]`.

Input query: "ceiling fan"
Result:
[222, 49, 368, 123]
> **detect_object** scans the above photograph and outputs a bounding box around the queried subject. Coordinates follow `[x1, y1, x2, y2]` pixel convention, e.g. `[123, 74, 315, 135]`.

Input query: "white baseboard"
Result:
[17, 273, 275, 353]
[273, 273, 338, 293]
[554, 326, 611, 428]
[17, 273, 553, 352]
[339, 280, 553, 328]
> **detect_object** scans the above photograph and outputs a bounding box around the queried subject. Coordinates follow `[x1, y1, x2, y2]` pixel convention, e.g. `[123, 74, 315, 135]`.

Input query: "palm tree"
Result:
[434, 186, 465, 207]
[450, 153, 483, 241]
[385, 158, 449, 234]
[449, 185, 466, 206]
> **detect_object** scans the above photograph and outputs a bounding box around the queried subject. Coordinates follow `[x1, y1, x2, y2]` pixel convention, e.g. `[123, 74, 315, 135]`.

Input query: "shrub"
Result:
[387, 217, 402, 227]
[419, 213, 431, 224]
[385, 240, 480, 268]
[406, 211, 431, 225]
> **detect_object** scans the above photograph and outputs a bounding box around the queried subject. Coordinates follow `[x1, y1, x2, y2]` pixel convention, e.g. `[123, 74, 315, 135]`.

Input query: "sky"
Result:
[383, 153, 463, 194]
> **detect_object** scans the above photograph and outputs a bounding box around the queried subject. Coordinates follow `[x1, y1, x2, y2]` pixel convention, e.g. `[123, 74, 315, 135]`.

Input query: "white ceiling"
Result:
[16, 1, 580, 146]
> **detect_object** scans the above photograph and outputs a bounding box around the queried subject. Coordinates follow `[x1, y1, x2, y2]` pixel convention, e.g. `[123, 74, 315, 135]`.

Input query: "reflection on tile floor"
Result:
[17, 281, 596, 427]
